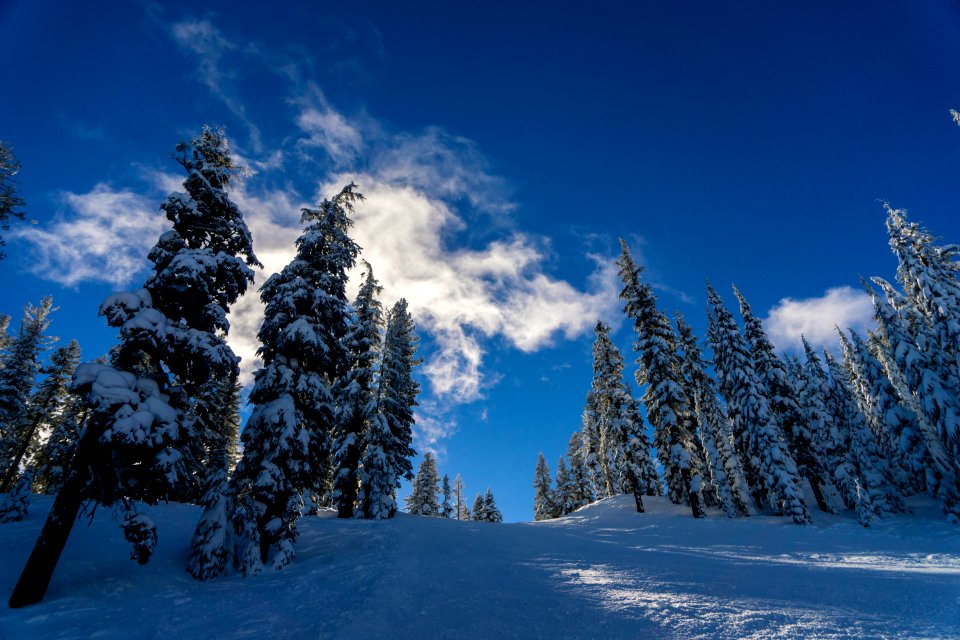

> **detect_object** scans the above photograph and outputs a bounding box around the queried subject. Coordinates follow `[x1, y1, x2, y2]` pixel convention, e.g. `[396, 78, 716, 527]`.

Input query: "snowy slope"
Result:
[1, 495, 958, 639]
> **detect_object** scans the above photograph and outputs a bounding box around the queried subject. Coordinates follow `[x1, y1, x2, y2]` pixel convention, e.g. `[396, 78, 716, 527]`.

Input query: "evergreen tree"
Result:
[0, 297, 55, 491]
[553, 457, 576, 516]
[621, 396, 663, 497]
[578, 407, 604, 496]
[566, 430, 595, 510]
[333, 262, 384, 518]
[1, 340, 80, 493]
[228, 184, 360, 577]
[734, 286, 836, 513]
[706, 284, 809, 524]
[356, 413, 398, 520]
[0, 314, 11, 356]
[377, 300, 420, 487]
[453, 473, 470, 520]
[483, 489, 503, 523]
[31, 389, 85, 495]
[618, 242, 706, 518]
[405, 452, 441, 516]
[471, 493, 485, 521]
[0, 470, 32, 523]
[441, 474, 454, 519]
[533, 453, 555, 520]
[675, 313, 752, 518]
[0, 141, 27, 260]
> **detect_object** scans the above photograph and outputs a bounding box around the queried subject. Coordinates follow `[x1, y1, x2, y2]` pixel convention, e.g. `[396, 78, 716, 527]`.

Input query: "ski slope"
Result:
[1, 495, 958, 639]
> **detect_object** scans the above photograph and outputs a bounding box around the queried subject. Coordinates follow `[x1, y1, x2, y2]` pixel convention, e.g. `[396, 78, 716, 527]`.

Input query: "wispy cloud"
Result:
[763, 286, 875, 352]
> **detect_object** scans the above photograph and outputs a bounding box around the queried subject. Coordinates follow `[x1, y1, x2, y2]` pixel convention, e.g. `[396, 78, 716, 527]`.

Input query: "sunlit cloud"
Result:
[763, 286, 875, 352]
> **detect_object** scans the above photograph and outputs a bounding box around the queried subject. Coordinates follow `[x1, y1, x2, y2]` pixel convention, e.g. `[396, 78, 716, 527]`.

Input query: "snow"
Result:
[1, 494, 958, 638]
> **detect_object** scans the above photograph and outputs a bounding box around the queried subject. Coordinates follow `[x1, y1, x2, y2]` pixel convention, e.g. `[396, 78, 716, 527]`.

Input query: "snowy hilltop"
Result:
[1, 493, 957, 639]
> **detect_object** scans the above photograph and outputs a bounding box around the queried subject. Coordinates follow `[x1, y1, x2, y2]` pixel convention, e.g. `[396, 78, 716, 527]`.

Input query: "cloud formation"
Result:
[763, 286, 875, 352]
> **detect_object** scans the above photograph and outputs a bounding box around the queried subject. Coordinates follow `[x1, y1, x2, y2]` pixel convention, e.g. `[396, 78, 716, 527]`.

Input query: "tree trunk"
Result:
[683, 468, 706, 518]
[335, 439, 360, 519]
[8, 433, 92, 608]
[632, 484, 645, 513]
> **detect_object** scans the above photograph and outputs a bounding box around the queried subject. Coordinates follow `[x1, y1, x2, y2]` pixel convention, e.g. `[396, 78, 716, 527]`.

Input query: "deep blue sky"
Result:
[2, 1, 960, 522]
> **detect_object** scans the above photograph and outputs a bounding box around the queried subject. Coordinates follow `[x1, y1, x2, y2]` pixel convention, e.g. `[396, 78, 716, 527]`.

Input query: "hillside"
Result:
[1, 495, 958, 639]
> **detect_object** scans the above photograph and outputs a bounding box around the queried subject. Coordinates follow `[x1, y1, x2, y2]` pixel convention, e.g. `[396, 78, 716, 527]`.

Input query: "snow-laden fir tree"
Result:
[578, 406, 604, 496]
[31, 386, 85, 495]
[226, 184, 360, 578]
[2, 339, 80, 494]
[405, 452, 441, 516]
[841, 329, 922, 494]
[0, 470, 32, 523]
[585, 322, 626, 497]
[533, 453, 555, 520]
[863, 279, 960, 521]
[886, 205, 960, 384]
[618, 241, 706, 518]
[565, 431, 595, 510]
[620, 396, 663, 501]
[733, 286, 836, 514]
[675, 313, 752, 518]
[333, 261, 384, 518]
[706, 284, 809, 524]
[377, 299, 420, 487]
[822, 347, 904, 526]
[553, 457, 576, 516]
[0, 297, 55, 492]
[356, 413, 398, 520]
[0, 141, 27, 259]
[453, 473, 470, 520]
[441, 474, 454, 519]
[482, 489, 503, 523]
[0, 314, 11, 355]
[471, 493, 485, 521]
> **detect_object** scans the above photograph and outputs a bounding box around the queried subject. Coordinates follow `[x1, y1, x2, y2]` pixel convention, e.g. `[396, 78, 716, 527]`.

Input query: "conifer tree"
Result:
[553, 457, 576, 516]
[227, 184, 360, 577]
[706, 284, 809, 524]
[1, 339, 80, 493]
[566, 431, 595, 510]
[0, 314, 11, 356]
[405, 452, 441, 516]
[733, 286, 836, 513]
[441, 474, 454, 519]
[618, 241, 706, 518]
[356, 413, 398, 520]
[0, 471, 32, 523]
[31, 390, 85, 495]
[0, 297, 55, 491]
[621, 397, 663, 498]
[533, 453, 555, 520]
[377, 300, 420, 487]
[453, 473, 470, 520]
[333, 262, 384, 518]
[483, 489, 503, 523]
[675, 313, 751, 518]
[586, 322, 625, 497]
[0, 141, 27, 260]
[472, 493, 485, 521]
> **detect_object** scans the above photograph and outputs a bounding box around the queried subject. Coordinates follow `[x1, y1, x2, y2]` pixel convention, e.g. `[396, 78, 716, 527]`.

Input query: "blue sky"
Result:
[2, 1, 960, 521]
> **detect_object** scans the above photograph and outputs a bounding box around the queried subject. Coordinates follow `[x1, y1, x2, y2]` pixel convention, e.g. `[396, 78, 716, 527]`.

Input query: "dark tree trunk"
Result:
[632, 484, 645, 513]
[8, 432, 93, 608]
[334, 439, 360, 519]
[683, 468, 706, 518]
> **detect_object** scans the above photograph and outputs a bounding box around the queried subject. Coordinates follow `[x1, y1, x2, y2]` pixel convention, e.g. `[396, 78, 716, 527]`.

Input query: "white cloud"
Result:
[764, 286, 875, 352]
[13, 184, 169, 287]
[295, 107, 363, 166]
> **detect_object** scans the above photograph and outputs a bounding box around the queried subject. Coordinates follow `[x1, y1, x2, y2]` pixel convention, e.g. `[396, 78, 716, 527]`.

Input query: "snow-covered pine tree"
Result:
[0, 141, 27, 259]
[441, 474, 454, 518]
[533, 453, 555, 520]
[566, 431, 595, 510]
[0, 314, 11, 357]
[471, 493, 485, 521]
[405, 452, 441, 516]
[333, 261, 384, 518]
[0, 297, 55, 492]
[733, 286, 836, 514]
[618, 241, 706, 518]
[675, 313, 752, 518]
[1, 340, 80, 494]
[356, 413, 397, 520]
[227, 184, 360, 577]
[886, 205, 960, 384]
[706, 284, 809, 524]
[578, 407, 604, 497]
[553, 457, 576, 516]
[453, 473, 470, 520]
[377, 299, 420, 487]
[822, 347, 904, 526]
[31, 387, 85, 496]
[621, 396, 663, 499]
[483, 489, 503, 523]
[0, 470, 32, 523]
[864, 279, 960, 521]
[586, 322, 626, 497]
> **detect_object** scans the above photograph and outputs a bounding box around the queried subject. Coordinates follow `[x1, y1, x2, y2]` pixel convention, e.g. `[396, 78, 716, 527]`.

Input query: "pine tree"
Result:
[453, 473, 470, 520]
[1, 340, 80, 494]
[333, 262, 384, 518]
[533, 453, 555, 520]
[733, 286, 836, 514]
[0, 470, 33, 523]
[0, 141, 27, 260]
[441, 474, 454, 518]
[483, 489, 503, 523]
[31, 389, 85, 495]
[405, 452, 441, 516]
[566, 431, 595, 510]
[377, 300, 421, 487]
[621, 396, 663, 498]
[579, 407, 604, 496]
[675, 313, 751, 518]
[0, 314, 11, 355]
[618, 242, 706, 518]
[356, 413, 398, 520]
[228, 184, 360, 577]
[706, 284, 809, 524]
[0, 297, 55, 491]
[553, 457, 576, 516]
[471, 493, 485, 521]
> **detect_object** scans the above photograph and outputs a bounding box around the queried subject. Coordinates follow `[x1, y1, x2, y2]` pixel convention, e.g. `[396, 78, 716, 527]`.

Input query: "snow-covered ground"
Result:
[1, 495, 958, 639]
